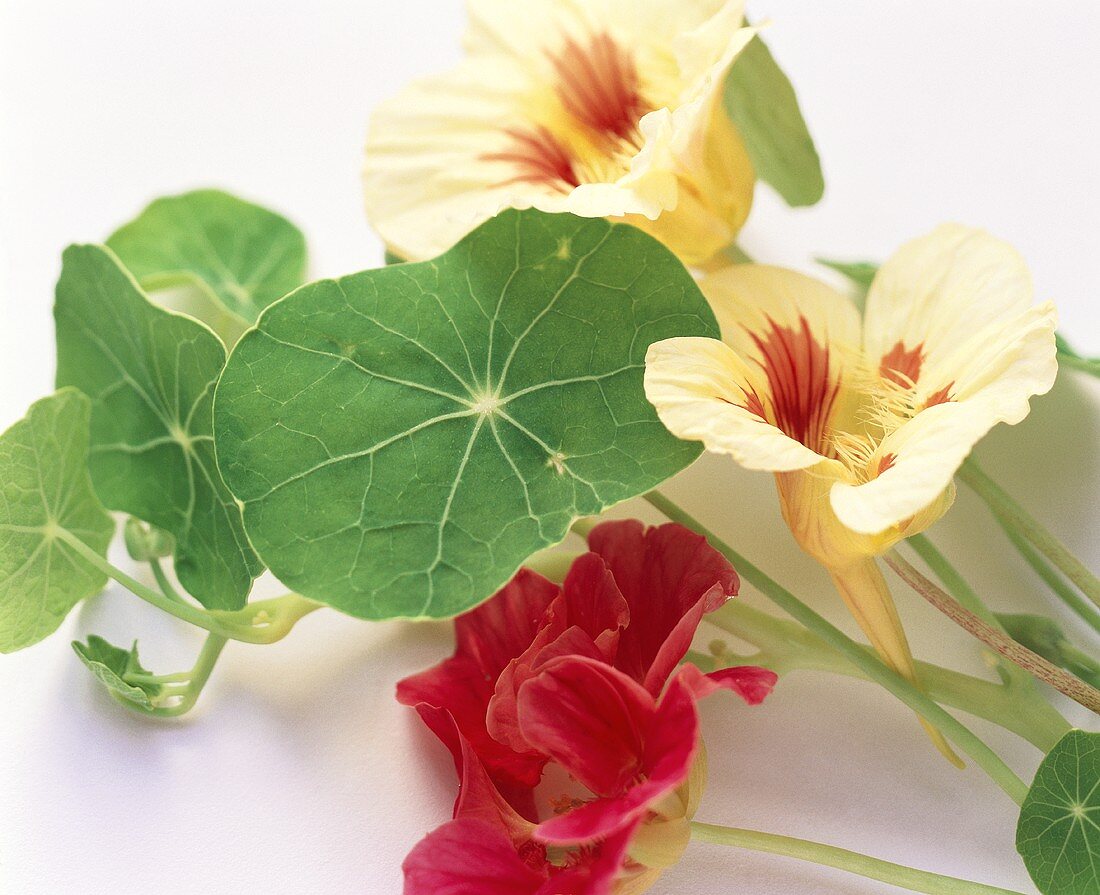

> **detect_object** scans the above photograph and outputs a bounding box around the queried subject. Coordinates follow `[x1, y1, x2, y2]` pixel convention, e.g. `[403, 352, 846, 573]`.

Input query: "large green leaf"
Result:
[72, 635, 165, 709]
[215, 209, 715, 620]
[725, 32, 824, 207]
[106, 189, 307, 325]
[55, 245, 261, 610]
[0, 390, 115, 652]
[1017, 729, 1100, 894]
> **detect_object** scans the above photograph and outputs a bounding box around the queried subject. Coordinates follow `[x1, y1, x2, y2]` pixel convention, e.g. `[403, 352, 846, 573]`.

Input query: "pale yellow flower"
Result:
[644, 225, 1058, 755]
[363, 0, 757, 264]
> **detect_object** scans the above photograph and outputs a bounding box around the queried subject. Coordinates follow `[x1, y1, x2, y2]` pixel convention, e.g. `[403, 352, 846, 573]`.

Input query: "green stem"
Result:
[59, 529, 320, 644]
[886, 550, 1100, 714]
[707, 603, 1067, 752]
[958, 459, 1100, 610]
[1001, 522, 1100, 636]
[1058, 351, 1100, 377]
[137, 633, 228, 718]
[689, 823, 1028, 895]
[644, 491, 1029, 805]
[150, 558, 187, 605]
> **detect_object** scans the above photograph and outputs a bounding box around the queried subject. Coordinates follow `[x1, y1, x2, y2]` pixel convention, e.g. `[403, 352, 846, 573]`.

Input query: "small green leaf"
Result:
[725, 32, 824, 207]
[0, 390, 115, 653]
[215, 209, 716, 620]
[1018, 729, 1100, 894]
[55, 244, 262, 610]
[72, 635, 164, 709]
[106, 189, 307, 325]
[123, 517, 175, 562]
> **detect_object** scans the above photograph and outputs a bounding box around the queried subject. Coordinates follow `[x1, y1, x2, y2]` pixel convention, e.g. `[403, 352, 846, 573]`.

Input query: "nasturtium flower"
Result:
[363, 0, 757, 264]
[399, 520, 776, 893]
[644, 225, 1058, 746]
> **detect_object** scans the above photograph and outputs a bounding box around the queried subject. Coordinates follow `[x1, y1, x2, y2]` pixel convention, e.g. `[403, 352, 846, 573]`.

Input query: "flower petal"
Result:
[397, 569, 561, 805]
[533, 669, 699, 843]
[403, 818, 547, 895]
[675, 662, 778, 705]
[863, 225, 1038, 399]
[518, 656, 655, 798]
[832, 302, 1058, 535]
[586, 520, 737, 693]
[645, 336, 833, 471]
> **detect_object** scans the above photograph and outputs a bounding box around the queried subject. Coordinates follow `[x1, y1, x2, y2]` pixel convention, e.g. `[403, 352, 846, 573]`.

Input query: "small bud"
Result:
[124, 517, 175, 562]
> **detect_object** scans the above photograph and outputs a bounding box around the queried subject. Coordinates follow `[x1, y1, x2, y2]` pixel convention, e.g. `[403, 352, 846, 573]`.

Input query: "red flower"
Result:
[398, 520, 778, 894]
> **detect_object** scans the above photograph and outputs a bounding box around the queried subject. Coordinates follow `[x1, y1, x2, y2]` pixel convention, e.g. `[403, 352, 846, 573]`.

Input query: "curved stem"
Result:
[59, 529, 321, 644]
[1058, 352, 1100, 377]
[136, 633, 228, 718]
[706, 603, 1068, 752]
[689, 822, 1028, 895]
[886, 550, 1100, 714]
[150, 558, 187, 605]
[644, 490, 1029, 805]
[958, 458, 1100, 609]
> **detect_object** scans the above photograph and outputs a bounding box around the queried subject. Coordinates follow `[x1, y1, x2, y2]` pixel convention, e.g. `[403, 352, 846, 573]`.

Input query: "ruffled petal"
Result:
[403, 818, 547, 895]
[532, 668, 699, 843]
[675, 662, 778, 704]
[645, 337, 832, 471]
[586, 520, 737, 693]
[832, 303, 1057, 535]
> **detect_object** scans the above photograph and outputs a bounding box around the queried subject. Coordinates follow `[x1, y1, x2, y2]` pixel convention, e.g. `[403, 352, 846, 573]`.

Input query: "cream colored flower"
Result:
[363, 0, 757, 265]
[645, 224, 1058, 755]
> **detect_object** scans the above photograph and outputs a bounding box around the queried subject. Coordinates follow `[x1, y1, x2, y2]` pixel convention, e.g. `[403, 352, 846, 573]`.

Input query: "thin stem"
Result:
[886, 550, 1100, 714]
[1058, 351, 1100, 377]
[644, 491, 1029, 805]
[959, 458, 1100, 609]
[139, 633, 228, 718]
[707, 603, 1068, 752]
[150, 559, 187, 605]
[689, 822, 1028, 895]
[59, 529, 229, 633]
[59, 528, 321, 645]
[1001, 521, 1100, 636]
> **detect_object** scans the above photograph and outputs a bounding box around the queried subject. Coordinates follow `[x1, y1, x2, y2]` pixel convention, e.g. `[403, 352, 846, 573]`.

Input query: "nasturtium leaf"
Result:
[55, 244, 262, 610]
[106, 189, 307, 325]
[0, 390, 114, 653]
[1017, 729, 1100, 895]
[215, 209, 715, 620]
[72, 635, 164, 709]
[724, 31, 824, 207]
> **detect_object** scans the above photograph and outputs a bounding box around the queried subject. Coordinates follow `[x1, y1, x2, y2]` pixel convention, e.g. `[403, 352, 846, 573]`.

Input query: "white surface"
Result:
[1, 2, 1098, 893]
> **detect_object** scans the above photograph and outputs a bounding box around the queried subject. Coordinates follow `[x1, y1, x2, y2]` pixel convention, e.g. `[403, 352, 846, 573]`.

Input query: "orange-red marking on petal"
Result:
[550, 32, 647, 147]
[748, 315, 840, 453]
[880, 340, 925, 388]
[924, 382, 955, 408]
[877, 452, 897, 476]
[483, 125, 581, 191]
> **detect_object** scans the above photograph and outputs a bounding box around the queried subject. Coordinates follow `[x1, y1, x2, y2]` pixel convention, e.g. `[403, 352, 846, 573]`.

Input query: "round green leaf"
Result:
[215, 209, 716, 620]
[0, 390, 115, 652]
[55, 244, 262, 610]
[1017, 729, 1100, 895]
[106, 189, 307, 324]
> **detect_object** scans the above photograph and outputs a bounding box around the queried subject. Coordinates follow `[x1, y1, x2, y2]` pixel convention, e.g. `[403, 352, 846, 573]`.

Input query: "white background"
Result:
[1, 2, 1098, 893]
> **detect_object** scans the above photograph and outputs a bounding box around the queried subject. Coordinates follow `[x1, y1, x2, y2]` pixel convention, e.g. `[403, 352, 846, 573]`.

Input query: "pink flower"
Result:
[399, 521, 777, 893]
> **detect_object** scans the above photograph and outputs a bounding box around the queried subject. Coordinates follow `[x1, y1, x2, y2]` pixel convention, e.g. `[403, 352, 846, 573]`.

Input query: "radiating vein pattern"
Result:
[215, 209, 716, 620]
[55, 245, 261, 609]
[0, 390, 114, 652]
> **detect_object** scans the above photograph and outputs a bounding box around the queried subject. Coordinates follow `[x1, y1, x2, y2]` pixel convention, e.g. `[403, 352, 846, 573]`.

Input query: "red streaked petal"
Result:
[587, 520, 738, 694]
[518, 656, 654, 798]
[536, 675, 699, 844]
[455, 568, 562, 676]
[403, 818, 547, 895]
[675, 663, 778, 705]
